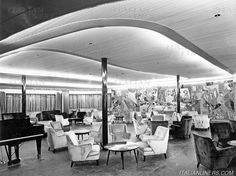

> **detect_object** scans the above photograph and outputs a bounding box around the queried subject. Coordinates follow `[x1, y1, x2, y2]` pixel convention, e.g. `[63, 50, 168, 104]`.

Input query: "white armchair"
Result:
[83, 111, 94, 125]
[65, 131, 100, 167]
[137, 126, 169, 161]
[193, 114, 210, 129]
[46, 122, 68, 153]
[55, 115, 70, 126]
[109, 123, 131, 142]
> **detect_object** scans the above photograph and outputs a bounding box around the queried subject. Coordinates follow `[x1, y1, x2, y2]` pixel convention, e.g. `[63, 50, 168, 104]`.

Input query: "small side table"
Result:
[104, 142, 139, 169]
[74, 129, 90, 140]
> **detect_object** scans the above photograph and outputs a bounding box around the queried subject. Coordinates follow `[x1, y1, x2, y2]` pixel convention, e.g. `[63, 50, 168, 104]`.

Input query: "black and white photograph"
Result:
[0, 0, 236, 175]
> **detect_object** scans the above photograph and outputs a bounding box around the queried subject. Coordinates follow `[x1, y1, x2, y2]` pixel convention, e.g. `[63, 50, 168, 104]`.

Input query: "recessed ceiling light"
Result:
[214, 14, 221, 18]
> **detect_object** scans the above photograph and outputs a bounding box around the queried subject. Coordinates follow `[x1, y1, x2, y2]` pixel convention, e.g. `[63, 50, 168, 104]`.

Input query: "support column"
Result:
[62, 90, 69, 113]
[101, 57, 108, 148]
[176, 75, 180, 113]
[21, 75, 26, 116]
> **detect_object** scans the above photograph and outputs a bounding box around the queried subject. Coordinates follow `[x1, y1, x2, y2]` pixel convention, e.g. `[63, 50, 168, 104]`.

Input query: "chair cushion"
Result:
[147, 140, 160, 153]
[50, 121, 63, 131]
[154, 126, 168, 140]
[140, 134, 160, 142]
[136, 142, 153, 152]
[66, 131, 79, 145]
[88, 145, 100, 156]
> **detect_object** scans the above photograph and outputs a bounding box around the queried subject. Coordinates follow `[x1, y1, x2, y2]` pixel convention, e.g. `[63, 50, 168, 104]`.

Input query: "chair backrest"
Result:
[230, 120, 236, 133]
[66, 131, 79, 146]
[154, 126, 169, 140]
[151, 120, 168, 135]
[110, 123, 127, 134]
[55, 115, 64, 122]
[182, 118, 193, 136]
[151, 114, 166, 121]
[77, 112, 86, 119]
[210, 121, 232, 140]
[50, 121, 63, 131]
[193, 133, 216, 169]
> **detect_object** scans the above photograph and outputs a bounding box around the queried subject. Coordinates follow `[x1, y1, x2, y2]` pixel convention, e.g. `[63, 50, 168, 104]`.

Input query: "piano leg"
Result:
[36, 137, 42, 160]
[5, 145, 12, 166]
[14, 144, 21, 164]
[5, 144, 20, 166]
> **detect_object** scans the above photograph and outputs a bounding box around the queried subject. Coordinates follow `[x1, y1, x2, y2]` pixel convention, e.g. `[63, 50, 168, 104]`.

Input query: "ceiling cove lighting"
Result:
[69, 90, 112, 94]
[110, 75, 234, 90]
[0, 89, 61, 94]
[0, 67, 127, 84]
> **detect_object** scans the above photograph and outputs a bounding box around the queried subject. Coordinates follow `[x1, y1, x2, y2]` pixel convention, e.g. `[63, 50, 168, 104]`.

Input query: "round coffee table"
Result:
[74, 129, 90, 140]
[104, 142, 139, 169]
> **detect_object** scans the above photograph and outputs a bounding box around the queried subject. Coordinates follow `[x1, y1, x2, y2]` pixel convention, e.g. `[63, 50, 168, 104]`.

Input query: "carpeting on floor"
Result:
[0, 123, 235, 176]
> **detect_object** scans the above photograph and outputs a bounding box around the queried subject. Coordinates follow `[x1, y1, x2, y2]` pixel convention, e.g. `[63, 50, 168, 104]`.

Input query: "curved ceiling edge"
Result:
[0, 18, 232, 74]
[0, 47, 174, 78]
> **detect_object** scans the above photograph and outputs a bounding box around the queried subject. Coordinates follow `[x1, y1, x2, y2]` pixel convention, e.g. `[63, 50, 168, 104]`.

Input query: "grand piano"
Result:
[0, 113, 44, 166]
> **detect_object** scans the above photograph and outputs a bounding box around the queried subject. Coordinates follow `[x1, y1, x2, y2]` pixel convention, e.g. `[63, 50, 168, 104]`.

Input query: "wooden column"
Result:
[176, 75, 180, 113]
[101, 57, 108, 148]
[21, 75, 26, 116]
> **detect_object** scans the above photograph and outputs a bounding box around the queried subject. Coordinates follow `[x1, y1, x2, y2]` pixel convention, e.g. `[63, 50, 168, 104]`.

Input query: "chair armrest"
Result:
[68, 143, 93, 161]
[171, 124, 181, 128]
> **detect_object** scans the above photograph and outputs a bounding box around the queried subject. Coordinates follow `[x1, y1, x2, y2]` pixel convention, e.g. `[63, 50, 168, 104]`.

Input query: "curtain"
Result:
[69, 94, 111, 110]
[5, 94, 56, 113]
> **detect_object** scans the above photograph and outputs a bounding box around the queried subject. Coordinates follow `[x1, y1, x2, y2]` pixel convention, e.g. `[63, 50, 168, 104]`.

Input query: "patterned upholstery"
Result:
[171, 116, 193, 139]
[193, 133, 236, 170]
[210, 121, 233, 147]
[109, 123, 131, 142]
[65, 131, 100, 167]
[137, 126, 169, 160]
[194, 114, 210, 129]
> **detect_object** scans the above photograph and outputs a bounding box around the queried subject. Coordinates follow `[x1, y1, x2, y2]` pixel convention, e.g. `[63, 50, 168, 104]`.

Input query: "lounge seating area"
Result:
[1, 1, 236, 176]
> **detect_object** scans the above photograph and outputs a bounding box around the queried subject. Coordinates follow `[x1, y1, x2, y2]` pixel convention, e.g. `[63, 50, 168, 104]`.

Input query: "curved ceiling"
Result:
[0, 0, 235, 89]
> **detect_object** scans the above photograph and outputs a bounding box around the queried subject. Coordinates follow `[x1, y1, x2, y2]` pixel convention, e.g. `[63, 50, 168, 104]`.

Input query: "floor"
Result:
[0, 123, 235, 176]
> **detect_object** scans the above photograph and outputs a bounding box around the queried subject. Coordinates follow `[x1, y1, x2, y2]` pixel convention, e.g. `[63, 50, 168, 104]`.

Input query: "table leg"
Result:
[133, 149, 138, 165]
[106, 150, 110, 165]
[121, 152, 124, 169]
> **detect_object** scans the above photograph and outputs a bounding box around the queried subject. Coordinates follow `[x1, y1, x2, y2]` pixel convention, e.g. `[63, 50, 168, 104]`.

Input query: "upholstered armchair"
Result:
[109, 123, 131, 142]
[137, 126, 169, 161]
[132, 117, 150, 137]
[65, 131, 100, 167]
[150, 114, 166, 121]
[150, 120, 169, 135]
[83, 111, 94, 125]
[55, 114, 70, 131]
[46, 121, 67, 153]
[230, 120, 236, 140]
[193, 133, 236, 170]
[90, 122, 103, 145]
[194, 114, 210, 130]
[171, 116, 193, 139]
[210, 120, 233, 147]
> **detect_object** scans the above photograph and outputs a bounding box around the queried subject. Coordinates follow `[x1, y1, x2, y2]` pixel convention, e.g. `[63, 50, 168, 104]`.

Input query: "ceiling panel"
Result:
[0, 0, 235, 89]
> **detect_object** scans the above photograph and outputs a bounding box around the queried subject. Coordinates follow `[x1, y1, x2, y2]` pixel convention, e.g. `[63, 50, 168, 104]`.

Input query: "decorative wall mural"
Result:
[110, 80, 235, 121]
